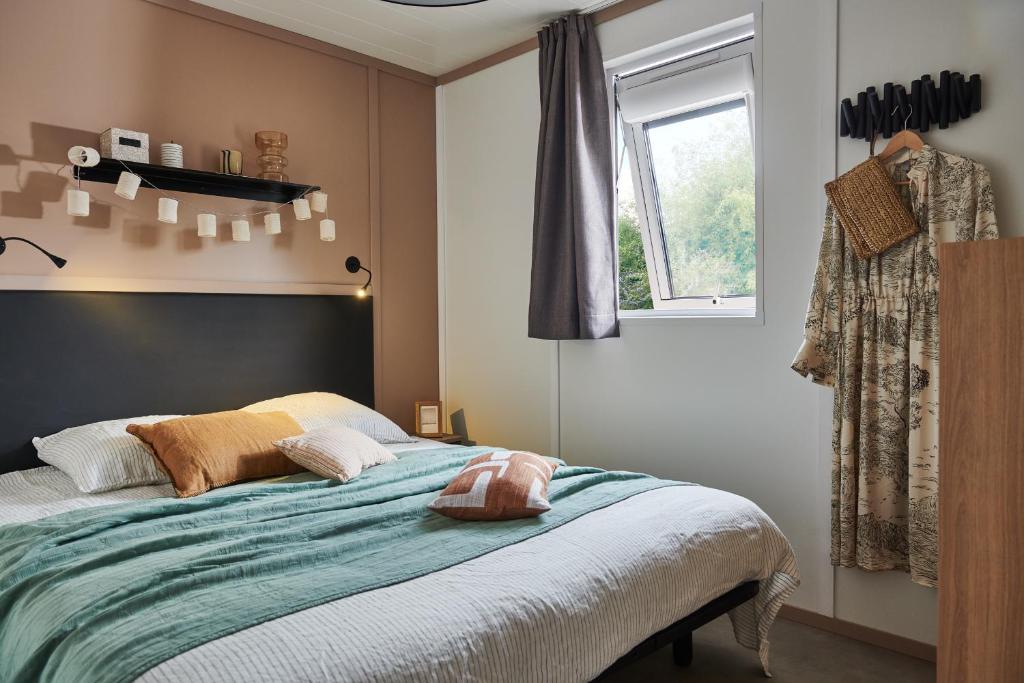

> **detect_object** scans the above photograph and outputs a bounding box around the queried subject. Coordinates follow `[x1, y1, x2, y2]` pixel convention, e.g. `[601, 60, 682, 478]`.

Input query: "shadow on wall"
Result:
[450, 408, 476, 445]
[0, 122, 98, 220]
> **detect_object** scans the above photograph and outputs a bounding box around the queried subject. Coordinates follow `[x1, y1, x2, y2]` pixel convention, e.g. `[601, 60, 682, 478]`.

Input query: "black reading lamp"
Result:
[345, 256, 372, 298]
[0, 236, 67, 268]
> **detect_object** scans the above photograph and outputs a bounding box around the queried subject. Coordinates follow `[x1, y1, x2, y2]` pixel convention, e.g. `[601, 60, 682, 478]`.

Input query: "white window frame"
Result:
[611, 28, 763, 321]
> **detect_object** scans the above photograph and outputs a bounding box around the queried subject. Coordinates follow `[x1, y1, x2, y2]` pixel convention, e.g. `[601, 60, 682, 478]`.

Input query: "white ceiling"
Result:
[192, 0, 620, 77]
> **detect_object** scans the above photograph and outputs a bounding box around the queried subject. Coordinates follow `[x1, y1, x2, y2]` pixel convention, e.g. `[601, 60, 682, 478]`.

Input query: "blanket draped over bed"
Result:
[0, 447, 683, 683]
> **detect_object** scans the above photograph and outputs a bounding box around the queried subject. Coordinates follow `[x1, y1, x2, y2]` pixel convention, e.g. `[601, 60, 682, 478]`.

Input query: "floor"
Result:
[603, 616, 935, 682]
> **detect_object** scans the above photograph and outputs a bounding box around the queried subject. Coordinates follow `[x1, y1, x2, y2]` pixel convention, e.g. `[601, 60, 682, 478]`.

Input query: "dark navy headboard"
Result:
[0, 291, 373, 473]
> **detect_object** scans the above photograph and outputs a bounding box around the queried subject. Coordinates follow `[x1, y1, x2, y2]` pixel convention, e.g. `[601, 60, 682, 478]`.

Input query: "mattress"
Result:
[0, 441, 799, 682]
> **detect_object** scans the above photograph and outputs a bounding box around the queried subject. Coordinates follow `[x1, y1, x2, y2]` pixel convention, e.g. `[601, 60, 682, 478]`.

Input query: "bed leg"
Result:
[672, 632, 693, 667]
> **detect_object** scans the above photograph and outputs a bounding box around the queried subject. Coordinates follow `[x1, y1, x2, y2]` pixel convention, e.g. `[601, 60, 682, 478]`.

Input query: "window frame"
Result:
[611, 31, 764, 321]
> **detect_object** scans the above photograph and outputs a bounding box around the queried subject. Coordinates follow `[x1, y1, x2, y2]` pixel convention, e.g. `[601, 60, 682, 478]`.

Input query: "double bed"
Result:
[0, 291, 798, 682]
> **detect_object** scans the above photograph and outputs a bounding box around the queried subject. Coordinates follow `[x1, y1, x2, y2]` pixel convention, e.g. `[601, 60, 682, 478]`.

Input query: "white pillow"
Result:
[243, 392, 414, 444]
[274, 426, 396, 482]
[33, 416, 178, 493]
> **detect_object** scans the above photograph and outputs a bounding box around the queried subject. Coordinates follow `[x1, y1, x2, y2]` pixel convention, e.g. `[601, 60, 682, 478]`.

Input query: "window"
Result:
[615, 37, 758, 316]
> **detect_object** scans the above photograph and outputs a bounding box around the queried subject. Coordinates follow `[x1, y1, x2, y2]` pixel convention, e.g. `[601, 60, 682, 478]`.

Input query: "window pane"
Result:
[645, 99, 755, 299]
[616, 149, 653, 310]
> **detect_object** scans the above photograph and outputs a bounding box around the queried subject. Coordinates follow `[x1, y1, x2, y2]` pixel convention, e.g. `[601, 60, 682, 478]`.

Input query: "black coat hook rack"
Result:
[840, 70, 982, 141]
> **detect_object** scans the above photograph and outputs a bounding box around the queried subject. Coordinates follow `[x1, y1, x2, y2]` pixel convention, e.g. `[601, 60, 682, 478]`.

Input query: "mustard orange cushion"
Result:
[126, 410, 304, 497]
[428, 451, 557, 521]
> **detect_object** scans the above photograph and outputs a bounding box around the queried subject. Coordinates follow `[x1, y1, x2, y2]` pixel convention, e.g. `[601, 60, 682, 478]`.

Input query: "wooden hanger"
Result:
[877, 106, 924, 185]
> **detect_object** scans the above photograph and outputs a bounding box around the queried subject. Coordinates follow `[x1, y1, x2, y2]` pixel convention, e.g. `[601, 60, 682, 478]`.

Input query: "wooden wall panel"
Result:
[938, 238, 1024, 682]
[377, 72, 439, 431]
[0, 0, 440, 427]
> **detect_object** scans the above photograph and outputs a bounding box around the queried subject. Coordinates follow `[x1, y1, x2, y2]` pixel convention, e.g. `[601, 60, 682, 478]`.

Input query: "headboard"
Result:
[0, 291, 373, 474]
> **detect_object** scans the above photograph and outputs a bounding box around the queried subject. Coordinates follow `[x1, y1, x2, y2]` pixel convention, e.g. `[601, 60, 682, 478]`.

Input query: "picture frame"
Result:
[415, 400, 443, 437]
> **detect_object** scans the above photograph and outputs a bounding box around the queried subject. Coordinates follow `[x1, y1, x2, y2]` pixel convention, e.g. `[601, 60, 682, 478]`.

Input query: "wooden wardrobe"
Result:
[938, 238, 1024, 682]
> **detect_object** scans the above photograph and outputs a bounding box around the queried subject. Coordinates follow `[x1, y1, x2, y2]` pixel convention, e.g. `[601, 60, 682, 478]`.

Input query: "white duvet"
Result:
[0, 441, 799, 682]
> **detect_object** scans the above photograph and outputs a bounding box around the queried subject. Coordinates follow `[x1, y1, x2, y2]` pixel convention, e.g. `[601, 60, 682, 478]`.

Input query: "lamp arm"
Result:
[0, 236, 67, 268]
[360, 266, 372, 291]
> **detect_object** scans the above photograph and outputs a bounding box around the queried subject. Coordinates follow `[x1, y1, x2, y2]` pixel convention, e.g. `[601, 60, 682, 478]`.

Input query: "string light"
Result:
[157, 197, 178, 224]
[232, 219, 251, 242]
[55, 156, 330, 241]
[319, 218, 336, 241]
[197, 214, 217, 238]
[292, 198, 312, 221]
[114, 172, 141, 200]
[264, 213, 282, 235]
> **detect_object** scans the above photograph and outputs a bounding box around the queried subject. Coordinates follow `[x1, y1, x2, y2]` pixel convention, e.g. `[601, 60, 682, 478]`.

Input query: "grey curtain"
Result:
[528, 14, 619, 340]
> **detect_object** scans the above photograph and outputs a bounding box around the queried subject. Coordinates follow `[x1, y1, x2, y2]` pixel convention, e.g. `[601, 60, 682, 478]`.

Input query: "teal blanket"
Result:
[0, 447, 679, 683]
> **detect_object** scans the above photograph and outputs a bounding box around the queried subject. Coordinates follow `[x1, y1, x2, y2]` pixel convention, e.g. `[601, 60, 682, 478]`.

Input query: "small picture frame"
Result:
[415, 400, 443, 437]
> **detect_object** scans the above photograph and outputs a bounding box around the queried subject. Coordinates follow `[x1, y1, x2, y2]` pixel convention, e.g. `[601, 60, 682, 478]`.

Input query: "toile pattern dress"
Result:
[792, 145, 998, 587]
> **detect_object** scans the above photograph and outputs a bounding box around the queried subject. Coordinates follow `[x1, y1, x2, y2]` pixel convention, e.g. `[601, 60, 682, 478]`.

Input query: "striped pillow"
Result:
[243, 392, 414, 444]
[428, 451, 558, 521]
[274, 426, 396, 482]
[33, 416, 178, 493]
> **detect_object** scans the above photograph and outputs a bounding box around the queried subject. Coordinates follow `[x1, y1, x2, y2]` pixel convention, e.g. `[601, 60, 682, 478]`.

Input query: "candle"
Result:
[292, 198, 311, 221]
[232, 219, 251, 242]
[264, 213, 282, 235]
[319, 218, 336, 242]
[197, 214, 217, 238]
[115, 172, 142, 200]
[157, 197, 178, 224]
[310, 191, 328, 213]
[66, 189, 90, 217]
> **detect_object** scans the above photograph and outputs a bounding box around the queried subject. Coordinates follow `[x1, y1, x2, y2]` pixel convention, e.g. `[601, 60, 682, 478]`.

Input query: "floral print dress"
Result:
[793, 145, 998, 587]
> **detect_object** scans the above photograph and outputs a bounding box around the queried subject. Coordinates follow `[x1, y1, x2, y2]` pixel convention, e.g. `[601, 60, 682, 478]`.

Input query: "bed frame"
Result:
[0, 290, 761, 674]
[598, 581, 760, 678]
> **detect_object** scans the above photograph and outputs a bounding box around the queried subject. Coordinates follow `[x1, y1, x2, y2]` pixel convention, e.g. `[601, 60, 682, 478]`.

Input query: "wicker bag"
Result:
[824, 156, 919, 259]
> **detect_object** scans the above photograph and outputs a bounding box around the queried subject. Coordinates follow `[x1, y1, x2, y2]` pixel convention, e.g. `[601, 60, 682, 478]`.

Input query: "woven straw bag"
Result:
[824, 156, 918, 259]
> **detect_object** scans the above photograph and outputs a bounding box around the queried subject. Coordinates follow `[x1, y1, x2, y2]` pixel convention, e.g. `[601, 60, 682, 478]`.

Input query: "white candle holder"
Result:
[292, 198, 311, 221]
[310, 191, 328, 213]
[197, 214, 217, 238]
[66, 189, 90, 217]
[232, 219, 251, 242]
[157, 197, 178, 224]
[115, 172, 142, 200]
[264, 213, 282, 235]
[319, 218, 336, 242]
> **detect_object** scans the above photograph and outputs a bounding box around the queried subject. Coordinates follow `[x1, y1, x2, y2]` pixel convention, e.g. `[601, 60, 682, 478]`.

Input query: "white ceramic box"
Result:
[100, 128, 149, 163]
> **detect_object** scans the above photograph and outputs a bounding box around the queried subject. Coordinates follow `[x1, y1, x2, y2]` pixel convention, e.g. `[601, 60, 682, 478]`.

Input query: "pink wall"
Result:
[0, 0, 438, 426]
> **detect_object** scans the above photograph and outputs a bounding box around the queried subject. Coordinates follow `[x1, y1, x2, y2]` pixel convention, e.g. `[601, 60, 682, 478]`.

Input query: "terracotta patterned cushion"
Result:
[428, 451, 558, 521]
[126, 410, 305, 498]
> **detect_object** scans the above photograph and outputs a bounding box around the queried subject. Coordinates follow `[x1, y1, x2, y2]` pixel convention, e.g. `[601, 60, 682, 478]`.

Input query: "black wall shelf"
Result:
[74, 158, 318, 203]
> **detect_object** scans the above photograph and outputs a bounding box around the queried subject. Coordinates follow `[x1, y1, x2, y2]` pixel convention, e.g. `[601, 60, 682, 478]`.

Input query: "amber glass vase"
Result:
[255, 131, 288, 182]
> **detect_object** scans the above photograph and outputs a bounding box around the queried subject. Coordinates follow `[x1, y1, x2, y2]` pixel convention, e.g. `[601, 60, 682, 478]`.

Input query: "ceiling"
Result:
[192, 0, 620, 77]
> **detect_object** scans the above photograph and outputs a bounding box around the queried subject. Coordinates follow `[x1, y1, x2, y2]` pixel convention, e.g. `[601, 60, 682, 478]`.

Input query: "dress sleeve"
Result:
[961, 162, 999, 241]
[792, 201, 843, 387]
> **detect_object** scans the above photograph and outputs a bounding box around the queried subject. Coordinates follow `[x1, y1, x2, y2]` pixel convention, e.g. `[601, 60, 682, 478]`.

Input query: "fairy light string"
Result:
[60, 151, 330, 237]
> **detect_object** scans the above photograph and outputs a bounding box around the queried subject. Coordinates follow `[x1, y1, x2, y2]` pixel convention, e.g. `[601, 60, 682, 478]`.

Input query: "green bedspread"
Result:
[0, 446, 680, 683]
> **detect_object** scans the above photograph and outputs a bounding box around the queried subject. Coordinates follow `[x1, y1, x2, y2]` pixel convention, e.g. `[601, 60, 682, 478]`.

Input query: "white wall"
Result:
[829, 0, 1024, 642]
[437, 57, 555, 456]
[439, 0, 1024, 645]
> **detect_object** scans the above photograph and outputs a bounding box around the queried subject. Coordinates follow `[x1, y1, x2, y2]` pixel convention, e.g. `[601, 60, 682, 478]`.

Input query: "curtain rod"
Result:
[436, 0, 663, 85]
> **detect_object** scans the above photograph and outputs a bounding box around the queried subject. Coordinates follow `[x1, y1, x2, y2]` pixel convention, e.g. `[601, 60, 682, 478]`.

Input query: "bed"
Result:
[0, 291, 799, 682]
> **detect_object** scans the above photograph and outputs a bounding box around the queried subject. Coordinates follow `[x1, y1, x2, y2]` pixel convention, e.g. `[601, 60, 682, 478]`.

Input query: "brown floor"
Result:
[603, 616, 935, 682]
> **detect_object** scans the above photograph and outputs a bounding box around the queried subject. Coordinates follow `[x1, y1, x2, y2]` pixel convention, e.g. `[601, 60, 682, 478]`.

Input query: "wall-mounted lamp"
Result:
[345, 256, 372, 298]
[0, 236, 67, 268]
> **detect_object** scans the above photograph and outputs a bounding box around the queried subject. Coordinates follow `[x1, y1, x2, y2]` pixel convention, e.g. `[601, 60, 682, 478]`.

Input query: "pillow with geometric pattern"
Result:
[428, 451, 557, 521]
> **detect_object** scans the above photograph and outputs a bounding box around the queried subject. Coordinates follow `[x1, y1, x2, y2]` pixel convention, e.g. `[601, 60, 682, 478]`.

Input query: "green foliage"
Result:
[616, 106, 756, 309]
[657, 109, 755, 297]
[617, 199, 652, 310]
